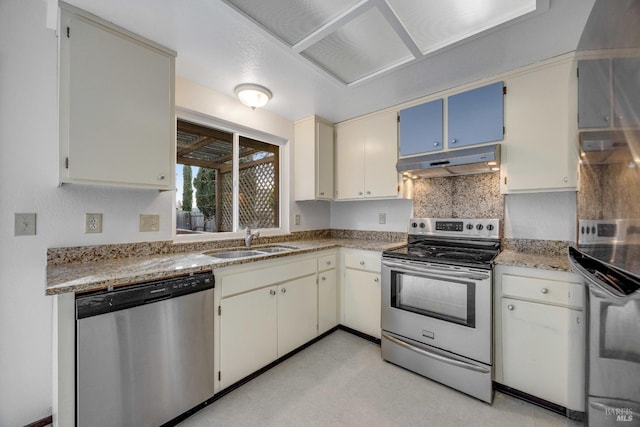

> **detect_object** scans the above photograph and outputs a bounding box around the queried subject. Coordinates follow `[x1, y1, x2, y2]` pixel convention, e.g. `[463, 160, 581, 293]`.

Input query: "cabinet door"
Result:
[318, 269, 338, 334]
[501, 59, 578, 192]
[448, 81, 504, 148]
[335, 121, 365, 199]
[317, 120, 334, 199]
[578, 59, 611, 128]
[399, 99, 444, 156]
[613, 57, 640, 128]
[60, 11, 174, 189]
[344, 269, 381, 338]
[220, 286, 278, 388]
[364, 111, 399, 198]
[501, 297, 582, 407]
[277, 274, 318, 357]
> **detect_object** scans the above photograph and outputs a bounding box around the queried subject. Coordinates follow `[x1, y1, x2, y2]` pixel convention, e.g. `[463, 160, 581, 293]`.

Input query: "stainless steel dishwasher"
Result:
[76, 272, 215, 427]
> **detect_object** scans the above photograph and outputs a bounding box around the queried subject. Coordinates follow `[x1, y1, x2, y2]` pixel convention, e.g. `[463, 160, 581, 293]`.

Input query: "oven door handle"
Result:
[382, 332, 490, 374]
[382, 260, 489, 281]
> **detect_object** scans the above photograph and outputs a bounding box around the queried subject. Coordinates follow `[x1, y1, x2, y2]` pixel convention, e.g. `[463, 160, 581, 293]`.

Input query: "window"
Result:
[176, 119, 280, 235]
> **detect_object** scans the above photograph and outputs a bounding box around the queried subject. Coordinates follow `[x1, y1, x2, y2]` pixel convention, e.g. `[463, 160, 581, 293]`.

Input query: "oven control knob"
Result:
[487, 224, 494, 231]
[412, 222, 418, 228]
[466, 223, 474, 230]
[592, 226, 596, 235]
[476, 224, 484, 231]
[586, 227, 590, 234]
[419, 222, 426, 228]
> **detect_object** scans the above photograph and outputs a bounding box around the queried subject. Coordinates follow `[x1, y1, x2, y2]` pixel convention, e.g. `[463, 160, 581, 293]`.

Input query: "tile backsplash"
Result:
[578, 162, 640, 220]
[412, 172, 503, 219]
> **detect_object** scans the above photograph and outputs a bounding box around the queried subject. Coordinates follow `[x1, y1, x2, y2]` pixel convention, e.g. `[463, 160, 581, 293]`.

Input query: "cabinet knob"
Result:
[270, 289, 276, 296]
[577, 316, 581, 325]
[507, 304, 515, 311]
[433, 141, 440, 147]
[604, 115, 610, 122]
[563, 177, 568, 183]
[359, 191, 363, 196]
[326, 261, 331, 266]
[321, 276, 326, 281]
[450, 138, 457, 144]
[541, 288, 548, 294]
[359, 261, 365, 266]
[374, 278, 379, 283]
[366, 191, 371, 195]
[281, 288, 287, 294]
[320, 192, 325, 196]
[158, 174, 166, 180]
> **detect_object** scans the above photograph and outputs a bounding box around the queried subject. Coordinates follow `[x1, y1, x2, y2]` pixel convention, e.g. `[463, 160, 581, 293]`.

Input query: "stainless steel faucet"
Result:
[245, 227, 260, 248]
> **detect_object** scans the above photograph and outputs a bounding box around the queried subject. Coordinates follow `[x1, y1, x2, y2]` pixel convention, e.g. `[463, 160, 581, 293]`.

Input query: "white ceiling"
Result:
[63, 0, 596, 123]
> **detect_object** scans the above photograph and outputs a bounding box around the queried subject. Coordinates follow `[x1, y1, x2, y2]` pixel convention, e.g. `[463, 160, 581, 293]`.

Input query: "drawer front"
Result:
[221, 258, 317, 298]
[318, 253, 337, 271]
[502, 274, 584, 308]
[344, 250, 381, 273]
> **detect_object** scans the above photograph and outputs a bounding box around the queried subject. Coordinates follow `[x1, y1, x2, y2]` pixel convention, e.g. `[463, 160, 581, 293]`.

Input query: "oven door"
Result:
[381, 258, 492, 364]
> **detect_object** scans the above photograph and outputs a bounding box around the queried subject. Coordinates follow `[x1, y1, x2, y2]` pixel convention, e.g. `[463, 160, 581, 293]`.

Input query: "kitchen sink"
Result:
[205, 250, 266, 259]
[255, 246, 294, 253]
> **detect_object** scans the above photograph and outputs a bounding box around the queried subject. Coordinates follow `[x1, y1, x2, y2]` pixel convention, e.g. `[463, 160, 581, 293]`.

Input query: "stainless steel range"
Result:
[381, 218, 500, 404]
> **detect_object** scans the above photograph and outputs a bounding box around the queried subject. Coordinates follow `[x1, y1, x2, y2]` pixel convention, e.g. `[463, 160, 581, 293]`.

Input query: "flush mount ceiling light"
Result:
[234, 84, 272, 109]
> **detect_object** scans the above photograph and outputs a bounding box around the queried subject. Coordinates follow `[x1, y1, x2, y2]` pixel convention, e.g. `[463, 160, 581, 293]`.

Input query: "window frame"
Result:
[173, 108, 289, 242]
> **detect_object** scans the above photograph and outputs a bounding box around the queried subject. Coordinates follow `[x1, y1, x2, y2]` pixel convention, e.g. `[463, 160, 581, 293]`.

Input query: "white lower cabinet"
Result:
[341, 249, 382, 339]
[216, 250, 336, 390]
[494, 265, 585, 412]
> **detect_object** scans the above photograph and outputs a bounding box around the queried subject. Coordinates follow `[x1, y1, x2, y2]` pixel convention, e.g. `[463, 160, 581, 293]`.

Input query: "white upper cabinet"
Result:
[335, 110, 399, 200]
[294, 115, 334, 201]
[500, 55, 578, 193]
[59, 5, 176, 189]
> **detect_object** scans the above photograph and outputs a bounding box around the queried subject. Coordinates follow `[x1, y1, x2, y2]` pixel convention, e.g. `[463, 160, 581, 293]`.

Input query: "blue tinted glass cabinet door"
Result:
[578, 59, 611, 128]
[399, 99, 443, 156]
[613, 57, 640, 128]
[447, 81, 504, 148]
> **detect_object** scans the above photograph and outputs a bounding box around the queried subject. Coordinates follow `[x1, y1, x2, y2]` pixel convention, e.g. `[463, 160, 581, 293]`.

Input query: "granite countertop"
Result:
[493, 239, 573, 272]
[46, 238, 405, 295]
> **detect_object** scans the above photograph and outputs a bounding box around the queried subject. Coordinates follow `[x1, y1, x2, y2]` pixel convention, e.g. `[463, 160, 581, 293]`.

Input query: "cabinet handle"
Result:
[541, 288, 548, 294]
[450, 138, 457, 144]
[269, 289, 276, 296]
[281, 288, 287, 294]
[507, 304, 515, 311]
[433, 141, 440, 146]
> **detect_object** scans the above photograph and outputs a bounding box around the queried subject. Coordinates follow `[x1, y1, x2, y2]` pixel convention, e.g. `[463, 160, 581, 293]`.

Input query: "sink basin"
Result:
[256, 246, 294, 253]
[206, 250, 265, 259]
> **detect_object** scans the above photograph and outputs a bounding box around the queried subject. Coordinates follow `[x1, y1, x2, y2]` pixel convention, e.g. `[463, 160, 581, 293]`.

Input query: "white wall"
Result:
[0, 1, 298, 425]
[330, 199, 413, 232]
[504, 192, 577, 241]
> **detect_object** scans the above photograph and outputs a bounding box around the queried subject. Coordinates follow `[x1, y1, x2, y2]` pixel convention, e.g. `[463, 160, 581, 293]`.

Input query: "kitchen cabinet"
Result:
[342, 249, 382, 339]
[216, 252, 333, 390]
[59, 5, 176, 189]
[578, 57, 640, 129]
[335, 110, 399, 200]
[294, 115, 334, 200]
[494, 265, 585, 412]
[447, 81, 504, 148]
[500, 55, 578, 193]
[318, 253, 338, 334]
[399, 99, 444, 156]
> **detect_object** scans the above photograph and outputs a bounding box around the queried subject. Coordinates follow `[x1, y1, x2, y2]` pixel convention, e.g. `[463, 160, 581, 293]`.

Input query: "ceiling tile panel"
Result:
[387, 0, 537, 55]
[301, 7, 414, 84]
[225, 0, 361, 45]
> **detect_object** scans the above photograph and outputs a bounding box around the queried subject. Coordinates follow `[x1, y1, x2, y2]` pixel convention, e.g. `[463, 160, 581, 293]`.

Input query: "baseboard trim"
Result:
[338, 325, 381, 345]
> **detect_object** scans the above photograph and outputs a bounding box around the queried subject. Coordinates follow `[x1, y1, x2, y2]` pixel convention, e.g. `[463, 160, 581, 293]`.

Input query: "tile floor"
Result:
[179, 330, 583, 427]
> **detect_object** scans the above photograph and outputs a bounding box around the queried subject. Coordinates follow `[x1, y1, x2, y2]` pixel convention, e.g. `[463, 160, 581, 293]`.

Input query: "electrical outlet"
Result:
[140, 214, 160, 232]
[15, 213, 36, 236]
[379, 212, 386, 224]
[295, 214, 301, 225]
[85, 213, 103, 233]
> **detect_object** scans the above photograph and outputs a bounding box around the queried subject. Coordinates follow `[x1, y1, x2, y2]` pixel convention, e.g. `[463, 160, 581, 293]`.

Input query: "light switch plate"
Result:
[295, 214, 301, 225]
[85, 213, 102, 233]
[140, 214, 160, 232]
[15, 213, 36, 236]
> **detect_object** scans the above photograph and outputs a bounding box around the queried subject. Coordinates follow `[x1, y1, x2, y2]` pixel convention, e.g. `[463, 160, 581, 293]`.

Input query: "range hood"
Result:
[580, 130, 638, 164]
[396, 144, 500, 178]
